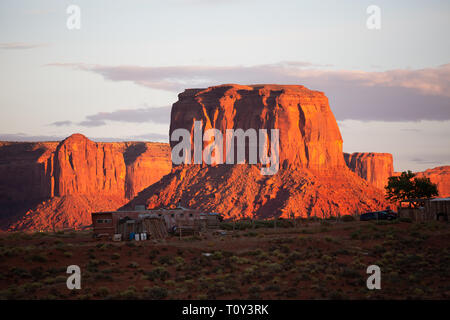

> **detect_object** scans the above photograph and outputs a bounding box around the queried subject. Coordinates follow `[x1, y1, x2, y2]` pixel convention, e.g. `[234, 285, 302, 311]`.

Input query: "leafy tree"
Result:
[385, 170, 438, 207]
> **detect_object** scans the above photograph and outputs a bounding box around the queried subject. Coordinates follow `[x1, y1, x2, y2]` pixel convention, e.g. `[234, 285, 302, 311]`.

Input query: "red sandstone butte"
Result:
[0, 134, 171, 231]
[344, 152, 394, 190]
[416, 166, 450, 198]
[54, 134, 127, 197]
[126, 84, 388, 219]
[170, 84, 346, 169]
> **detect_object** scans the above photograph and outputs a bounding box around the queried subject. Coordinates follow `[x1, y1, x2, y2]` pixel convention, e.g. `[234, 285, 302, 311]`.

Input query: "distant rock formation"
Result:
[125, 84, 388, 218]
[415, 166, 450, 197]
[0, 141, 58, 205]
[0, 134, 171, 231]
[344, 152, 394, 190]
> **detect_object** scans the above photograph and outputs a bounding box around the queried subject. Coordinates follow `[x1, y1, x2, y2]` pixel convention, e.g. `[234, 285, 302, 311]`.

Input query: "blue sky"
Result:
[0, 0, 449, 171]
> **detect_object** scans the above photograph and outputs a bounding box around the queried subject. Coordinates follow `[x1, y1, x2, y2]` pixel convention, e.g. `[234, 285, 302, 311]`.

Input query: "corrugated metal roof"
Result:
[430, 197, 450, 201]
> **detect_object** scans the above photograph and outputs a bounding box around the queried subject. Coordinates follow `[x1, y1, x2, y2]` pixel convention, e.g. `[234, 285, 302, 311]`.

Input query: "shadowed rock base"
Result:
[125, 164, 388, 219]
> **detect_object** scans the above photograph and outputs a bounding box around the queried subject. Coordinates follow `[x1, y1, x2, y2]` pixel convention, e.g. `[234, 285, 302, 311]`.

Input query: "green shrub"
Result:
[94, 273, 113, 281]
[372, 245, 386, 255]
[340, 267, 360, 278]
[30, 254, 48, 263]
[95, 287, 110, 297]
[158, 255, 174, 265]
[230, 256, 250, 265]
[145, 286, 168, 299]
[111, 253, 120, 260]
[328, 290, 346, 300]
[212, 251, 223, 260]
[54, 275, 67, 283]
[263, 262, 283, 274]
[264, 284, 281, 292]
[145, 266, 170, 281]
[283, 287, 298, 298]
[174, 256, 185, 264]
[119, 287, 139, 299]
[10, 267, 31, 278]
[148, 249, 160, 259]
[334, 248, 350, 255]
[248, 285, 261, 299]
[341, 215, 355, 222]
[350, 231, 360, 240]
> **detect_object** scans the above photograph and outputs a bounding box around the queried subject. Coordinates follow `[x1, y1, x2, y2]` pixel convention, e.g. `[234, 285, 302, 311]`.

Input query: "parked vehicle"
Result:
[360, 209, 397, 221]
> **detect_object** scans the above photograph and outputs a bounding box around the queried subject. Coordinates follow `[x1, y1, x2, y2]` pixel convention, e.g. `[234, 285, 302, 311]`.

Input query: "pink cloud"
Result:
[49, 62, 450, 122]
[0, 42, 50, 50]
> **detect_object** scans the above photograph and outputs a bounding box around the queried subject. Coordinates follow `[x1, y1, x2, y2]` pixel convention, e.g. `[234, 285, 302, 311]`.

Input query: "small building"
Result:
[398, 198, 450, 222]
[426, 198, 450, 221]
[91, 210, 168, 240]
[91, 206, 222, 240]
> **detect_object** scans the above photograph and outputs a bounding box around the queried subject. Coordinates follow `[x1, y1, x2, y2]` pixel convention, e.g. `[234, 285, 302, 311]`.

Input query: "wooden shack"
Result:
[92, 210, 167, 240]
[426, 198, 450, 221]
[398, 198, 450, 222]
[92, 207, 222, 240]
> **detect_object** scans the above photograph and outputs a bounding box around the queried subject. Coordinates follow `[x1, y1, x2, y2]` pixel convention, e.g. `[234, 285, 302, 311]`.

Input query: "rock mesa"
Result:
[126, 84, 388, 218]
[170, 84, 345, 169]
[0, 135, 171, 230]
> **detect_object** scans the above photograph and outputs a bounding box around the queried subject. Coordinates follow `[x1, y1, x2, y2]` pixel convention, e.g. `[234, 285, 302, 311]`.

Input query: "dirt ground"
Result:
[0, 219, 449, 300]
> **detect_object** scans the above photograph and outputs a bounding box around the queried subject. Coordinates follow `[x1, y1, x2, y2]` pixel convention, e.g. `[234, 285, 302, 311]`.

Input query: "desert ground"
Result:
[1, 218, 449, 300]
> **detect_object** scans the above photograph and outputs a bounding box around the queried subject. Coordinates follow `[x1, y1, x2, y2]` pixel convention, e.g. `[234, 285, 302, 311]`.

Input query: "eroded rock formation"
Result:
[126, 84, 388, 218]
[1, 135, 171, 231]
[54, 134, 127, 197]
[416, 166, 450, 197]
[170, 84, 346, 169]
[344, 152, 394, 190]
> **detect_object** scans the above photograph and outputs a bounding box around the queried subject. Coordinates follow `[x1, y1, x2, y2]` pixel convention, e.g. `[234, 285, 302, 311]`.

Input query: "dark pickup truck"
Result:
[360, 209, 397, 221]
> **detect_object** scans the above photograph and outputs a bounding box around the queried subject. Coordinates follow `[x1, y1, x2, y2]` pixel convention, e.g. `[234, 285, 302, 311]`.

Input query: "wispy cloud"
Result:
[78, 120, 107, 127]
[400, 128, 422, 132]
[411, 158, 442, 165]
[81, 105, 171, 126]
[49, 120, 73, 127]
[50, 105, 171, 128]
[0, 42, 50, 50]
[49, 62, 450, 122]
[49, 62, 450, 96]
[130, 132, 168, 142]
[0, 133, 63, 142]
[0, 132, 168, 143]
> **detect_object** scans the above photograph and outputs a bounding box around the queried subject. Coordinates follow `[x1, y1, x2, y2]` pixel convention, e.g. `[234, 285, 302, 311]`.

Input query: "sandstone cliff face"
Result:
[126, 84, 388, 218]
[0, 141, 57, 203]
[344, 153, 394, 190]
[54, 134, 126, 197]
[124, 142, 172, 199]
[1, 135, 171, 231]
[170, 84, 345, 169]
[416, 166, 450, 197]
[0, 142, 58, 228]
